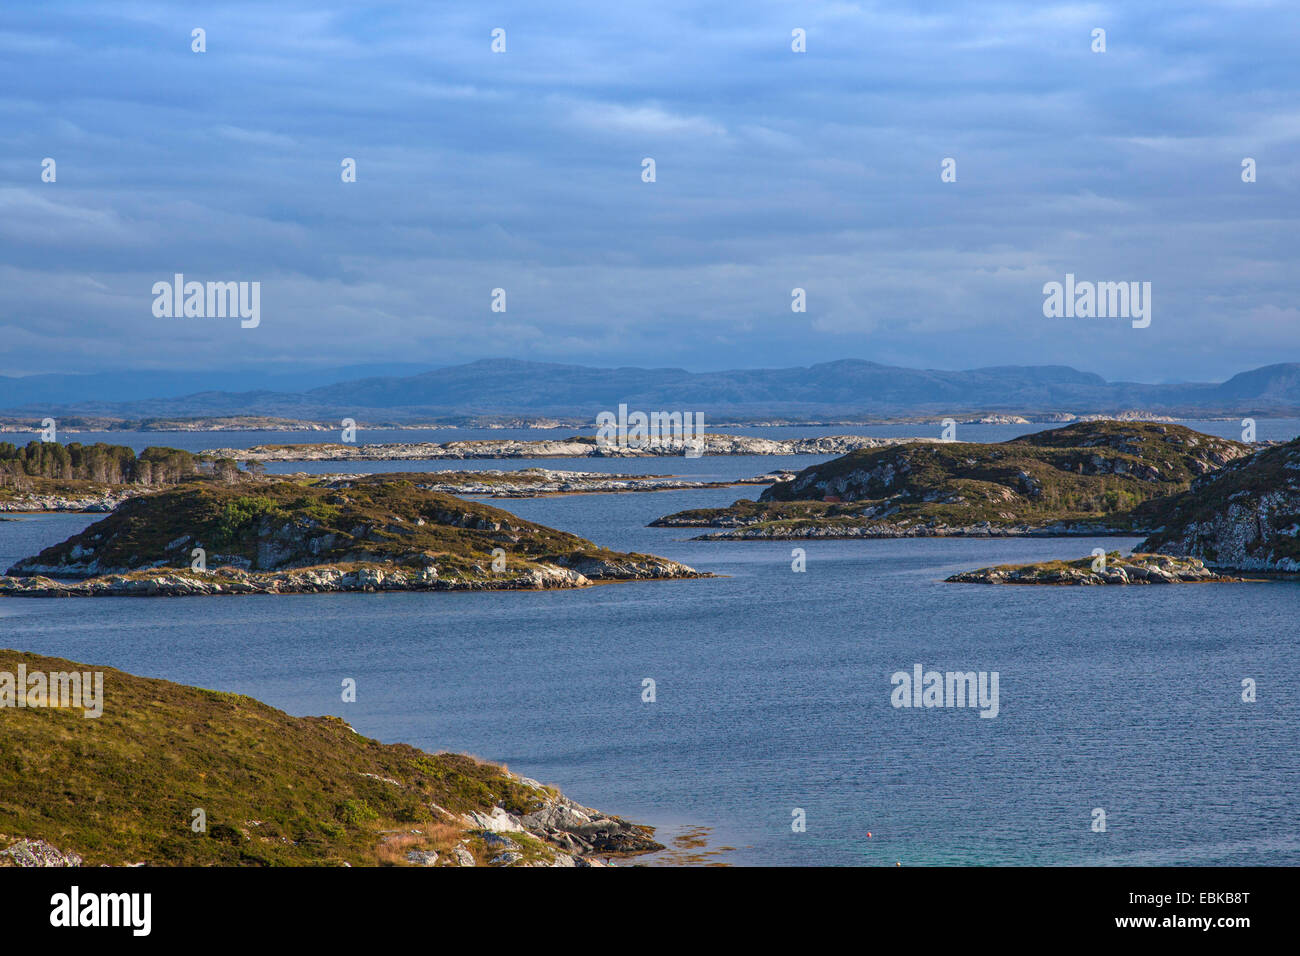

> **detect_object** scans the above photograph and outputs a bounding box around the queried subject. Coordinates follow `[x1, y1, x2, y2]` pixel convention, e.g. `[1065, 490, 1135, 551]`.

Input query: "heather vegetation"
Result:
[0, 650, 656, 866]
[653, 422, 1251, 538]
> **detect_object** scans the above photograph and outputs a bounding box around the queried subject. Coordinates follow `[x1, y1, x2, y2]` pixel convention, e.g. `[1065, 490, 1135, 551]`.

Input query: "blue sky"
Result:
[1, 0, 1297, 383]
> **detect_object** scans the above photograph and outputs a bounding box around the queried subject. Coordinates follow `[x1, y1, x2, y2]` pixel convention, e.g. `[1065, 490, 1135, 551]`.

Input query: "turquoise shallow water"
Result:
[2, 471, 1298, 866]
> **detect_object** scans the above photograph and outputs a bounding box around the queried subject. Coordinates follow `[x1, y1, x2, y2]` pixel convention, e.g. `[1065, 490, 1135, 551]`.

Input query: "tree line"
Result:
[0, 441, 210, 486]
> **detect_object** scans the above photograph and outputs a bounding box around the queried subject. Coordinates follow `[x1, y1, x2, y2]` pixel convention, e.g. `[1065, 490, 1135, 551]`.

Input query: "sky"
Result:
[0, 0, 1297, 385]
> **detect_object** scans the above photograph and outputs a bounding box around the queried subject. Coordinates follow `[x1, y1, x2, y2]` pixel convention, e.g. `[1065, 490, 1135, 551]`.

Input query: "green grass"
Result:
[0, 649, 559, 866]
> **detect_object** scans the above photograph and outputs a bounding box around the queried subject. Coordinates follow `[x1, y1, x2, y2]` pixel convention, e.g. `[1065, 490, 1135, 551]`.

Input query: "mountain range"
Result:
[2, 359, 1299, 424]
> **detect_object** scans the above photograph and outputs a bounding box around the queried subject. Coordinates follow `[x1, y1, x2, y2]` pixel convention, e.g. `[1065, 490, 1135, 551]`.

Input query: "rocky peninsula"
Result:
[0, 649, 660, 866]
[653, 422, 1250, 539]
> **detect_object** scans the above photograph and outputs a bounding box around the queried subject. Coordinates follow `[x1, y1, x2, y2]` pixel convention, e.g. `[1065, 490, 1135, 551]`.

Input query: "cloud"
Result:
[563, 99, 727, 139]
[0, 0, 1294, 383]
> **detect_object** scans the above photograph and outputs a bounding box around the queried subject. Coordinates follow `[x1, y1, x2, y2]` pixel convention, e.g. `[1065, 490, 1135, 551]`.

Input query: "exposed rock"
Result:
[477, 832, 519, 851]
[0, 839, 83, 867]
[0, 490, 142, 513]
[1138, 437, 1300, 572]
[405, 850, 439, 866]
[946, 553, 1247, 585]
[452, 845, 476, 867]
[465, 807, 527, 833]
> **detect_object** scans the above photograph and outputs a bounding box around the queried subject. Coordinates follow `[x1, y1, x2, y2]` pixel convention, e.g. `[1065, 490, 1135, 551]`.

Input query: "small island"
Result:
[945, 552, 1248, 585]
[0, 479, 705, 597]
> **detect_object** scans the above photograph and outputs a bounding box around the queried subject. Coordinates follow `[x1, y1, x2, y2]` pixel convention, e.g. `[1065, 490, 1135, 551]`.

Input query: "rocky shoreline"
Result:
[0, 490, 140, 513]
[945, 553, 1248, 585]
[1138, 437, 1300, 573]
[203, 434, 943, 461]
[319, 468, 793, 498]
[686, 520, 1147, 540]
[0, 469, 793, 514]
[0, 553, 705, 598]
[1, 768, 658, 868]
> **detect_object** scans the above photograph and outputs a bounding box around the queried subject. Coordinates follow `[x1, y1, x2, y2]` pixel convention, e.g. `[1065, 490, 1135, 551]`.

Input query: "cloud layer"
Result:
[1, 1, 1296, 382]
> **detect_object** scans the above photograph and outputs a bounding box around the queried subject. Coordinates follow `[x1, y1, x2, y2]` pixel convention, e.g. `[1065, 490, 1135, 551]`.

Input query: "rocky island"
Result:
[0, 649, 660, 866]
[0, 479, 705, 597]
[945, 435, 1300, 581]
[651, 422, 1250, 539]
[945, 552, 1246, 585]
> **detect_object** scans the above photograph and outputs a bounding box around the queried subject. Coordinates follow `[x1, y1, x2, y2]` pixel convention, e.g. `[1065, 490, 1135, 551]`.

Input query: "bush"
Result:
[337, 799, 378, 826]
[214, 496, 281, 544]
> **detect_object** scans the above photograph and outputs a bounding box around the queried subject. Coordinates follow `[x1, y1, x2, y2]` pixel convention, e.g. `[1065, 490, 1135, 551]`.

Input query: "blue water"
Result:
[2, 480, 1298, 866]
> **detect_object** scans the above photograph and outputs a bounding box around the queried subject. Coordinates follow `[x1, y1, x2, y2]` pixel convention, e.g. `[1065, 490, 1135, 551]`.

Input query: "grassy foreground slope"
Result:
[0, 650, 659, 866]
[652, 422, 1249, 539]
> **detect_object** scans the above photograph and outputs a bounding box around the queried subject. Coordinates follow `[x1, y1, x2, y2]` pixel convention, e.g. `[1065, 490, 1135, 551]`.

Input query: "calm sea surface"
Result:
[2, 428, 1298, 865]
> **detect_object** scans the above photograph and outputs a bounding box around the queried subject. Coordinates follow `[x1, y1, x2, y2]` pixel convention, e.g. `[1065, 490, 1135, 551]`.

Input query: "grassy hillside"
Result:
[652, 422, 1249, 537]
[0, 650, 658, 866]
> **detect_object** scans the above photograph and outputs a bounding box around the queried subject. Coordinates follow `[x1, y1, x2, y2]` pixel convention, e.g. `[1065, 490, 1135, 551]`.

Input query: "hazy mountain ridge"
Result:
[3, 359, 1299, 423]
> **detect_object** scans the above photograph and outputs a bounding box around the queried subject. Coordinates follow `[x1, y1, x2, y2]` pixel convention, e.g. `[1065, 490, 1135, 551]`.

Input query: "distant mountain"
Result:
[2, 359, 1299, 423]
[0, 363, 436, 407]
